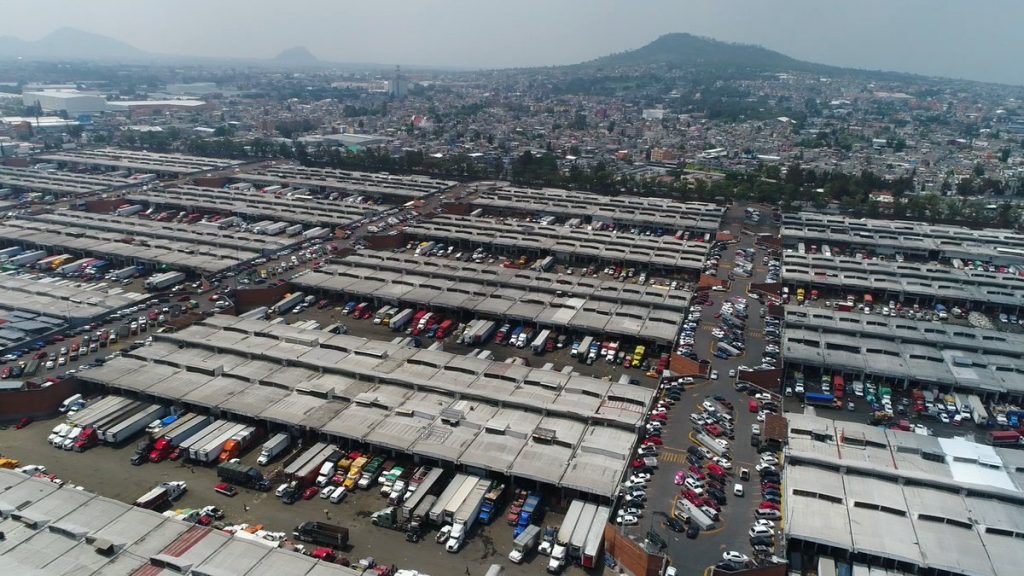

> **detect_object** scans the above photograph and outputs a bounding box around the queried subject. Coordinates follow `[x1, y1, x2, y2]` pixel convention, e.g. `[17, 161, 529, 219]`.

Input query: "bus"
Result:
[832, 374, 845, 399]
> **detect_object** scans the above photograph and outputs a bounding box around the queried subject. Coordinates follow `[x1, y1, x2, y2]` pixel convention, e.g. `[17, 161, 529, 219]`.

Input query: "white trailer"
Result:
[285, 224, 304, 236]
[180, 420, 231, 458]
[271, 292, 305, 315]
[442, 475, 481, 525]
[569, 503, 598, 561]
[446, 478, 490, 552]
[68, 396, 131, 427]
[429, 473, 470, 525]
[303, 227, 329, 239]
[389, 308, 415, 331]
[257, 433, 290, 466]
[531, 328, 552, 354]
[105, 404, 166, 444]
[194, 423, 247, 463]
[109, 266, 138, 280]
[549, 500, 583, 573]
[144, 271, 185, 291]
[9, 250, 47, 267]
[94, 402, 148, 440]
[115, 204, 145, 217]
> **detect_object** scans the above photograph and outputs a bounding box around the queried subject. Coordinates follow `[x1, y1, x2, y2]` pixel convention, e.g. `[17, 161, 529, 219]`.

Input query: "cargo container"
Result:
[569, 503, 598, 562]
[104, 404, 166, 444]
[987, 430, 1022, 446]
[67, 396, 132, 428]
[293, 521, 349, 548]
[531, 329, 552, 355]
[581, 506, 610, 568]
[144, 271, 185, 291]
[285, 224, 304, 236]
[92, 401, 148, 441]
[548, 500, 582, 573]
[446, 478, 490, 552]
[218, 425, 259, 462]
[262, 222, 289, 236]
[402, 467, 445, 521]
[178, 420, 232, 460]
[302, 227, 329, 240]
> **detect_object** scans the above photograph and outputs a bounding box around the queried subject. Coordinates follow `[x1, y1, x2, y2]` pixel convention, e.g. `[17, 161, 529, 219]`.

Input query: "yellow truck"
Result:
[343, 456, 368, 490]
[0, 458, 20, 469]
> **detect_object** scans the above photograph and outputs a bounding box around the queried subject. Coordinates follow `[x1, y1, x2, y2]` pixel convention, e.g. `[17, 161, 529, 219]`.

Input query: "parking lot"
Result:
[612, 205, 787, 574]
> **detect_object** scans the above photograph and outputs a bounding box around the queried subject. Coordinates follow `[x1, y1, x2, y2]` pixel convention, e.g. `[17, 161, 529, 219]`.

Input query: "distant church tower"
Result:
[389, 65, 408, 99]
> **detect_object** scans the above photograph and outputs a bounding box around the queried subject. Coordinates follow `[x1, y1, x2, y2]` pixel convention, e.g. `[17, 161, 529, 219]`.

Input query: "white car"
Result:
[329, 486, 348, 503]
[756, 463, 777, 473]
[618, 507, 643, 518]
[728, 369, 736, 377]
[622, 478, 646, 490]
[320, 486, 336, 499]
[722, 551, 750, 564]
[710, 370, 719, 380]
[749, 525, 775, 538]
[713, 457, 732, 470]
[939, 413, 950, 424]
[712, 329, 725, 338]
[630, 472, 653, 483]
[616, 514, 640, 526]
[754, 519, 776, 529]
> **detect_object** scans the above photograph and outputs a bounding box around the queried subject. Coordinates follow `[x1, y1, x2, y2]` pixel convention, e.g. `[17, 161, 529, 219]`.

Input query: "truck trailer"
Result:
[67, 396, 132, 428]
[109, 266, 138, 280]
[144, 271, 186, 291]
[217, 461, 271, 490]
[293, 521, 349, 548]
[271, 292, 305, 315]
[9, 250, 47, 267]
[446, 478, 490, 552]
[428, 473, 471, 525]
[257, 432, 290, 465]
[548, 500, 583, 573]
[149, 414, 211, 462]
[178, 420, 232, 460]
[194, 423, 248, 463]
[104, 403, 166, 444]
[134, 481, 187, 510]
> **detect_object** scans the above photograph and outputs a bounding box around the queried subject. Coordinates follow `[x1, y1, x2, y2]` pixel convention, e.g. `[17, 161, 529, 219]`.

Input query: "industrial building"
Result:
[0, 166, 138, 199]
[782, 253, 1024, 313]
[36, 148, 243, 176]
[470, 186, 725, 234]
[233, 166, 455, 202]
[0, 272, 148, 325]
[125, 184, 375, 229]
[21, 89, 107, 114]
[781, 213, 1024, 266]
[782, 305, 1024, 402]
[405, 214, 710, 274]
[79, 315, 653, 499]
[293, 254, 688, 344]
[0, 212, 279, 275]
[783, 412, 1024, 576]
[0, 468, 364, 575]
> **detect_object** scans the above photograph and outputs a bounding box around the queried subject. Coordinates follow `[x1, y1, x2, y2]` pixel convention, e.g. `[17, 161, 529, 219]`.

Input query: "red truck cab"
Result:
[74, 427, 100, 451]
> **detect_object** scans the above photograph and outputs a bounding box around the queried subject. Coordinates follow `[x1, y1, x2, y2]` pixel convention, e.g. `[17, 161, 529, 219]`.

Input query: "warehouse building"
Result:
[36, 147, 243, 177]
[21, 89, 107, 114]
[783, 306, 1024, 402]
[125, 184, 375, 228]
[405, 214, 709, 275]
[783, 413, 1024, 576]
[781, 213, 1024, 267]
[783, 253, 1024, 313]
[471, 186, 724, 234]
[0, 167, 137, 199]
[79, 315, 653, 499]
[0, 212, 278, 275]
[0, 272, 147, 324]
[234, 166, 455, 202]
[0, 469, 363, 575]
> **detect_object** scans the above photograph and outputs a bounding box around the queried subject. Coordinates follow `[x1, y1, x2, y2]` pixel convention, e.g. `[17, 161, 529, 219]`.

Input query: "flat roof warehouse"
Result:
[233, 165, 457, 202]
[783, 413, 1024, 576]
[126, 185, 376, 229]
[36, 147, 244, 176]
[0, 166, 137, 199]
[0, 469, 364, 575]
[79, 316, 652, 499]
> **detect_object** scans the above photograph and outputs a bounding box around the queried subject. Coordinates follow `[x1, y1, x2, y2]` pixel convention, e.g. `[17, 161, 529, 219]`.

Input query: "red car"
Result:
[302, 486, 319, 500]
[177, 295, 192, 302]
[649, 412, 667, 422]
[214, 483, 238, 497]
[683, 490, 703, 505]
[15, 417, 32, 429]
[758, 502, 781, 511]
[197, 514, 214, 526]
[642, 436, 663, 446]
[316, 299, 329, 309]
[0, 367, 10, 379]
[360, 309, 374, 320]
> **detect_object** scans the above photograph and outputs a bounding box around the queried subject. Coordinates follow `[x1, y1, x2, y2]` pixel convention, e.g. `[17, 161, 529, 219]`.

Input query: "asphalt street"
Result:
[618, 204, 780, 574]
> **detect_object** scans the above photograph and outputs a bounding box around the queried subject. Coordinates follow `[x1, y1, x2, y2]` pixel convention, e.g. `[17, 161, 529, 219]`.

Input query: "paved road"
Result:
[621, 204, 779, 574]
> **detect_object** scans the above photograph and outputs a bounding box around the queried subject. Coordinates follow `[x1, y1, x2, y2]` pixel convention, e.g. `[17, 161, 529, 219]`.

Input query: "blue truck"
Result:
[805, 392, 839, 408]
[515, 494, 542, 538]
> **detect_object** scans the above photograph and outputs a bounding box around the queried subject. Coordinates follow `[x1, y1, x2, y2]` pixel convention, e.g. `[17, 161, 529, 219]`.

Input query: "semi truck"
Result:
[286, 443, 338, 488]
[569, 503, 598, 563]
[531, 329, 552, 355]
[257, 432, 290, 465]
[446, 478, 490, 552]
[429, 473, 471, 525]
[115, 204, 145, 217]
[134, 481, 187, 510]
[144, 271, 185, 291]
[218, 426, 259, 462]
[92, 401, 148, 442]
[285, 224, 304, 236]
[516, 494, 542, 538]
[401, 467, 445, 520]
[67, 396, 132, 428]
[293, 521, 349, 548]
[9, 250, 47, 267]
[271, 292, 305, 315]
[805, 392, 841, 408]
[302, 227, 329, 240]
[509, 524, 541, 564]
[442, 475, 481, 525]
[194, 423, 249, 463]
[548, 500, 583, 573]
[104, 404, 166, 444]
[478, 481, 506, 525]
[217, 461, 271, 490]
[149, 414, 211, 462]
[109, 266, 138, 280]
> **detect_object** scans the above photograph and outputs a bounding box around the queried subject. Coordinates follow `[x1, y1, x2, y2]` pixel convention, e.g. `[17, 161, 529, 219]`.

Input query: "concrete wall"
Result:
[234, 282, 293, 313]
[0, 378, 81, 423]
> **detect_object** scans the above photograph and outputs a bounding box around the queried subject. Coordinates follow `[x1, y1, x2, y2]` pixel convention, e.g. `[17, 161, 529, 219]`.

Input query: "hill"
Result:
[273, 46, 319, 65]
[0, 27, 150, 61]
[582, 32, 824, 73]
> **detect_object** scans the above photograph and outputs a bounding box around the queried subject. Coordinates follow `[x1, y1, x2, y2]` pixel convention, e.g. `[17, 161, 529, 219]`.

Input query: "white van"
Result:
[755, 508, 781, 520]
[59, 394, 83, 413]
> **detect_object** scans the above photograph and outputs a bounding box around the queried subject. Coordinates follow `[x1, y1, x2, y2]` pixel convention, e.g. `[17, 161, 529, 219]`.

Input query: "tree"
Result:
[1000, 147, 1012, 163]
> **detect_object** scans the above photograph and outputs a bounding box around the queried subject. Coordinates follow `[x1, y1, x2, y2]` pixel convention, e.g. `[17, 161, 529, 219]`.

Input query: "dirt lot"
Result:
[0, 416, 590, 575]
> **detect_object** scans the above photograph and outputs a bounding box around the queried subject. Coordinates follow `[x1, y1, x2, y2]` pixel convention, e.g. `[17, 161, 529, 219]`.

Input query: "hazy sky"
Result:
[1, 0, 1021, 84]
